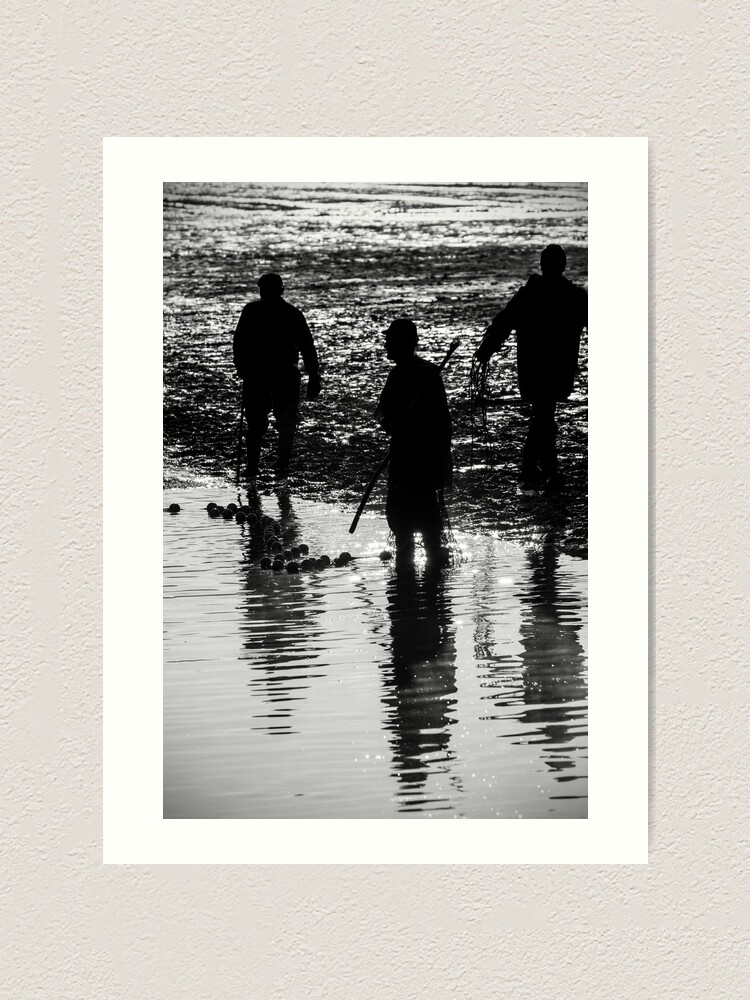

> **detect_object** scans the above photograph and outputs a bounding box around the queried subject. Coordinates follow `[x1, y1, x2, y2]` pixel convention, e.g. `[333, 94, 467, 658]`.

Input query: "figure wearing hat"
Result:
[233, 273, 321, 482]
[375, 319, 453, 566]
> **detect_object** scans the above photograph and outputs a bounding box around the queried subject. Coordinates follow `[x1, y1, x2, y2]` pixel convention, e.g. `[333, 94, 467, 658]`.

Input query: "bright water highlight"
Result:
[164, 488, 588, 819]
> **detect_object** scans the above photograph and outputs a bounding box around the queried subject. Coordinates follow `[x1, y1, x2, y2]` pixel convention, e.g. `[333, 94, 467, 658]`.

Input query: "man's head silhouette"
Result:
[540, 244, 566, 277]
[385, 318, 418, 362]
[258, 272, 284, 300]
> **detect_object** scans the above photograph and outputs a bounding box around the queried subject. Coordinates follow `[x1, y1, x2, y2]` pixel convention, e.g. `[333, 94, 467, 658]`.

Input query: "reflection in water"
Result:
[381, 567, 458, 813]
[238, 488, 323, 736]
[477, 539, 587, 804]
[518, 544, 587, 792]
[163, 489, 588, 818]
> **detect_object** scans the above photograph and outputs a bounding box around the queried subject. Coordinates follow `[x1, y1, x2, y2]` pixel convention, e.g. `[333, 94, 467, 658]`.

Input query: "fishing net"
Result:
[439, 489, 463, 565]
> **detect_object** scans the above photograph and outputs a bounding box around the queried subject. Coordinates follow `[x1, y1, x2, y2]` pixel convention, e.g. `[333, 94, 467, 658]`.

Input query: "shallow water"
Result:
[164, 488, 588, 819]
[163, 182, 588, 554]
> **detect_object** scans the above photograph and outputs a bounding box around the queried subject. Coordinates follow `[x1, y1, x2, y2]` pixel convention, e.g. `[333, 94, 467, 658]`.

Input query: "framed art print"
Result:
[103, 137, 647, 862]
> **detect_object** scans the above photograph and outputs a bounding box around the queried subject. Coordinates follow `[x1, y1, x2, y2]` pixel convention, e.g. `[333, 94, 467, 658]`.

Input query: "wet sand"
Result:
[163, 182, 588, 556]
[163, 184, 588, 819]
[164, 489, 588, 819]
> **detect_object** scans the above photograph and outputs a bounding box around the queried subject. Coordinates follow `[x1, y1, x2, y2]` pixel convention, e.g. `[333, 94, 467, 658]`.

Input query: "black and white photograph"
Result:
[162, 179, 589, 820]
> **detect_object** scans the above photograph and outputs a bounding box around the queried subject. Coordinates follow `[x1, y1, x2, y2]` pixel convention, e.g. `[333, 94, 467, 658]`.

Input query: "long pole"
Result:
[348, 337, 460, 535]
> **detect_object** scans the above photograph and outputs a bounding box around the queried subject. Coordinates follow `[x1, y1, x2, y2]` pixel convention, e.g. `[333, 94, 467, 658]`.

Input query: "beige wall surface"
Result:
[3, 1, 748, 997]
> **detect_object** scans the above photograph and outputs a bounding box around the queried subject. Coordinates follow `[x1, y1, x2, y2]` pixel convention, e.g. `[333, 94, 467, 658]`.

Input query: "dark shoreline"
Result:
[164, 390, 587, 559]
[163, 183, 587, 557]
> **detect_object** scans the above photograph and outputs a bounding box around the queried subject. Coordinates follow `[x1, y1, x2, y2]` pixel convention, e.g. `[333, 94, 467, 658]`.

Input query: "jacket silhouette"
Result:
[376, 319, 452, 564]
[477, 245, 587, 482]
[232, 273, 320, 481]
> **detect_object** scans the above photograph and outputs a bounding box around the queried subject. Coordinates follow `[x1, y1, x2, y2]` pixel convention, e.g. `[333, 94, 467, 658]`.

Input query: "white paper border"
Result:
[104, 137, 647, 863]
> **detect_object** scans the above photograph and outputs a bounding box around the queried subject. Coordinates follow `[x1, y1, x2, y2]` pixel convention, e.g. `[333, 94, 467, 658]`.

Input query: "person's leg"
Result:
[521, 404, 542, 481]
[275, 416, 296, 477]
[535, 400, 558, 478]
[272, 373, 301, 478]
[421, 490, 445, 565]
[394, 532, 415, 568]
[243, 382, 271, 480]
[422, 527, 444, 564]
[522, 399, 557, 481]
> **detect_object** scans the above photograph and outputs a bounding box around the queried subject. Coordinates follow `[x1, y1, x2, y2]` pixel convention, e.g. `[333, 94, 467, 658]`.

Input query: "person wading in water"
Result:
[474, 244, 587, 487]
[233, 272, 321, 483]
[376, 319, 452, 567]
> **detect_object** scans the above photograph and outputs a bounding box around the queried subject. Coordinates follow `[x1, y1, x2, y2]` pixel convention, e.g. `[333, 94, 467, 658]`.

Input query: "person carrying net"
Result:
[474, 244, 587, 487]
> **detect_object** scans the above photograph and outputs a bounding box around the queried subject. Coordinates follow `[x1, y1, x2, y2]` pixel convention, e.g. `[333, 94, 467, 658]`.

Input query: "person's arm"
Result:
[375, 371, 399, 434]
[232, 305, 251, 378]
[476, 287, 523, 361]
[297, 312, 321, 399]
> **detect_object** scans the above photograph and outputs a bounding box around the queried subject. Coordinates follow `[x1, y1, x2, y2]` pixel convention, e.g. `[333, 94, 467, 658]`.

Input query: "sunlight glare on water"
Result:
[163, 488, 588, 819]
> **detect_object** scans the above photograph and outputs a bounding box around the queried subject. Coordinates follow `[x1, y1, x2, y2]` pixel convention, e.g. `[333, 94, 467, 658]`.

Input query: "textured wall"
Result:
[3, 1, 748, 997]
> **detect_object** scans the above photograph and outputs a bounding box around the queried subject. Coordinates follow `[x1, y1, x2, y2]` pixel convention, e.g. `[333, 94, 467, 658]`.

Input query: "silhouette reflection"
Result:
[380, 566, 459, 813]
[238, 489, 325, 735]
[517, 543, 587, 786]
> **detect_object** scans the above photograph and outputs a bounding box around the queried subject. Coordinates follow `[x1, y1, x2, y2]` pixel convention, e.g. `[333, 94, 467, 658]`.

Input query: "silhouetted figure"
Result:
[375, 319, 452, 565]
[475, 244, 587, 485]
[233, 273, 321, 482]
[381, 566, 457, 810]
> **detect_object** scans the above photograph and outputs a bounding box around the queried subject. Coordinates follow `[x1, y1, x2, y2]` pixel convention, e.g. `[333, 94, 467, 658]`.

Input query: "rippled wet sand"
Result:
[163, 182, 588, 555]
[164, 489, 588, 819]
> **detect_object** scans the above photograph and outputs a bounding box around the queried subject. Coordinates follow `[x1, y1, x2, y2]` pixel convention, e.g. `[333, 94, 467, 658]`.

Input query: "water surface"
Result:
[162, 182, 588, 554]
[164, 488, 588, 819]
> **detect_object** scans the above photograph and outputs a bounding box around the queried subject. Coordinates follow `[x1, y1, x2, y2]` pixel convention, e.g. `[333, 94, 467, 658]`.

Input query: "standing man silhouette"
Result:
[233, 272, 321, 483]
[475, 244, 587, 486]
[376, 319, 452, 566]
